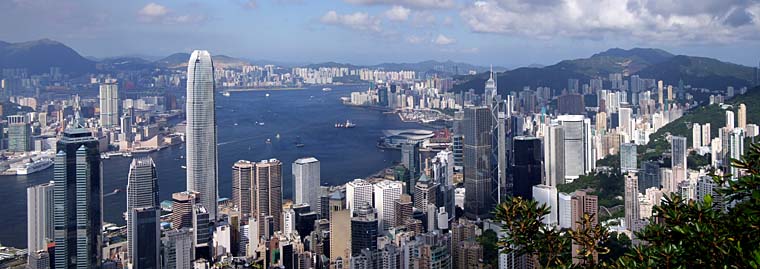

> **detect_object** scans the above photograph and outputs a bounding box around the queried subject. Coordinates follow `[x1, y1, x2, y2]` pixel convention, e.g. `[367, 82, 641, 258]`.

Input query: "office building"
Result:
[232, 160, 254, 217]
[512, 136, 542, 200]
[253, 159, 283, 238]
[625, 173, 640, 233]
[692, 123, 702, 148]
[619, 107, 632, 140]
[401, 142, 421, 190]
[532, 185, 558, 227]
[350, 202, 378, 255]
[726, 110, 735, 129]
[558, 115, 594, 181]
[162, 228, 195, 269]
[571, 191, 599, 265]
[640, 161, 661, 193]
[27, 182, 54, 254]
[99, 81, 119, 128]
[7, 115, 31, 152]
[186, 50, 219, 220]
[671, 136, 687, 185]
[730, 128, 745, 179]
[620, 143, 637, 173]
[544, 124, 565, 186]
[463, 106, 494, 219]
[293, 157, 320, 211]
[126, 157, 159, 265]
[394, 194, 413, 227]
[558, 193, 572, 229]
[129, 207, 161, 269]
[414, 174, 438, 210]
[171, 191, 198, 229]
[53, 118, 102, 269]
[373, 180, 403, 230]
[346, 178, 373, 217]
[557, 94, 585, 115]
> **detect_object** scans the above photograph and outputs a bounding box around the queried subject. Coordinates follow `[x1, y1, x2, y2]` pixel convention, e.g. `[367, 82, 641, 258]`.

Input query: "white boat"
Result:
[17, 158, 54, 175]
[322, 87, 332, 92]
[181, 165, 187, 169]
[222, 92, 231, 97]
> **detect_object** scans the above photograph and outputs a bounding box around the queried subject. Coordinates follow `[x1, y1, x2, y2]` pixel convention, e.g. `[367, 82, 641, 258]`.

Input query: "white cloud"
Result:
[406, 35, 424, 44]
[137, 2, 206, 24]
[460, 0, 760, 44]
[385, 5, 411, 21]
[137, 3, 169, 22]
[433, 34, 455, 45]
[344, 0, 455, 9]
[321, 10, 382, 32]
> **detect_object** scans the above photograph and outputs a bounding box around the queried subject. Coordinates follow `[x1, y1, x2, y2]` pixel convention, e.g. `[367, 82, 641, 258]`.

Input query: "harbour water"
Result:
[0, 85, 429, 248]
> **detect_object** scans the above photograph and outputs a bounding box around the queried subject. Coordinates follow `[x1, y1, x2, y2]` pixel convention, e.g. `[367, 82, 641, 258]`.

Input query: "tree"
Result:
[494, 143, 760, 268]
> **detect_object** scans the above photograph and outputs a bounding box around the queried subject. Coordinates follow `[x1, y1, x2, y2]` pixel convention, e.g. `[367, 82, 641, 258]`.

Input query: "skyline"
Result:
[1, 0, 759, 67]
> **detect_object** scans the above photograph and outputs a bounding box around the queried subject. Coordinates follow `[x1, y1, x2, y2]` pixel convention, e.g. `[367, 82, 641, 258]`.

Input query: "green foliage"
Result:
[495, 143, 760, 268]
[557, 171, 624, 208]
[687, 151, 711, 170]
[478, 229, 499, 268]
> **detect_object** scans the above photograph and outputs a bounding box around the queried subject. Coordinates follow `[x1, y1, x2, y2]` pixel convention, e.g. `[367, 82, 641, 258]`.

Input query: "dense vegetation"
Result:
[494, 143, 760, 268]
[557, 171, 624, 209]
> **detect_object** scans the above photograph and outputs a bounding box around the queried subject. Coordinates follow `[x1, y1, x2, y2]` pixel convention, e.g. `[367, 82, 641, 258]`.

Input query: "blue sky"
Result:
[2, 0, 760, 67]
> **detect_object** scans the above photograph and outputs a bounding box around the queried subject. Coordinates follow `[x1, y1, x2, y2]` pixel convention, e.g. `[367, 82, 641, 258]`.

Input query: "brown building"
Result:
[253, 159, 283, 239]
[571, 190, 599, 265]
[232, 160, 255, 218]
[394, 194, 413, 227]
[171, 191, 198, 229]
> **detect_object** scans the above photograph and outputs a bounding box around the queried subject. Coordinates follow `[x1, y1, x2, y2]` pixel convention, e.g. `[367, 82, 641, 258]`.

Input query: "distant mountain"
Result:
[307, 60, 502, 75]
[155, 53, 252, 69]
[98, 57, 156, 71]
[0, 39, 95, 75]
[454, 48, 753, 94]
[636, 55, 755, 89]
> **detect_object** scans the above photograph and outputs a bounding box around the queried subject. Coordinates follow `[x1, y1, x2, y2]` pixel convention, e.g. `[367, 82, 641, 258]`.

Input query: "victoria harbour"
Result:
[0, 85, 428, 248]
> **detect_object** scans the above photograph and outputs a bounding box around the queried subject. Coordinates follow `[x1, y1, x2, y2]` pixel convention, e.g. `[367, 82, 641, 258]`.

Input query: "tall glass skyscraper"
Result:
[126, 157, 159, 266]
[511, 136, 543, 200]
[186, 50, 218, 220]
[292, 157, 321, 211]
[463, 106, 494, 219]
[99, 81, 119, 128]
[53, 118, 102, 269]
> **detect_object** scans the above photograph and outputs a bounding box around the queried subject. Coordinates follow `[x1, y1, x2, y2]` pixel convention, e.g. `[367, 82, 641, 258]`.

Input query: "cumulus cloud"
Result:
[344, 0, 455, 9]
[321, 10, 382, 32]
[433, 34, 455, 45]
[385, 5, 411, 21]
[137, 2, 206, 24]
[460, 0, 760, 43]
[406, 35, 424, 44]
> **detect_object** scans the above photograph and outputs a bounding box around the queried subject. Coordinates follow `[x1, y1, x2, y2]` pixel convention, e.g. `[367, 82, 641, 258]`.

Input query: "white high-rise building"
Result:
[186, 50, 218, 220]
[692, 123, 702, 148]
[711, 137, 722, 167]
[126, 157, 159, 262]
[99, 81, 119, 128]
[532, 185, 558, 227]
[27, 182, 54, 254]
[558, 115, 594, 181]
[726, 110, 735, 129]
[558, 193, 572, 229]
[292, 157, 320, 210]
[702, 123, 711, 147]
[162, 228, 194, 269]
[346, 178, 373, 217]
[543, 124, 565, 186]
[620, 143, 637, 173]
[671, 136, 687, 186]
[373, 180, 403, 230]
[625, 173, 640, 233]
[619, 107, 633, 141]
[730, 128, 745, 179]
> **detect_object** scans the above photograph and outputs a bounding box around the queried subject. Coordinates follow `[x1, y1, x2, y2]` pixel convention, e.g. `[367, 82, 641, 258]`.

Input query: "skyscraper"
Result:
[620, 143, 637, 173]
[373, 180, 403, 230]
[558, 115, 594, 181]
[171, 191, 198, 229]
[692, 123, 702, 148]
[463, 106, 494, 219]
[253, 159, 283, 238]
[532, 185, 558, 227]
[729, 128, 745, 179]
[7, 115, 31, 152]
[126, 157, 159, 265]
[618, 107, 632, 141]
[350, 202, 378, 255]
[99, 81, 119, 128]
[414, 174, 438, 210]
[511, 136, 542, 200]
[571, 190, 598, 265]
[346, 178, 373, 217]
[738, 104, 747, 130]
[53, 119, 102, 269]
[401, 142, 421, 193]
[27, 182, 54, 254]
[624, 173, 640, 233]
[186, 50, 218, 220]
[702, 123, 711, 147]
[232, 160, 254, 217]
[293, 157, 321, 210]
[544, 124, 565, 186]
[129, 207, 161, 269]
[162, 228, 195, 269]
[726, 110, 735, 130]
[671, 136, 687, 185]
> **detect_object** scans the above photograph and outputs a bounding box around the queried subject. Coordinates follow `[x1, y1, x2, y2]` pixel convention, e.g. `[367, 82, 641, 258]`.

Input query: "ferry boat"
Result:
[322, 87, 332, 92]
[16, 158, 53, 175]
[181, 165, 187, 169]
[222, 91, 231, 97]
[334, 120, 356, 128]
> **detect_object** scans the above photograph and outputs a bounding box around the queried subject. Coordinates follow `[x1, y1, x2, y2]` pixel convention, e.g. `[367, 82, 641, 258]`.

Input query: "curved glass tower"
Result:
[186, 50, 218, 220]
